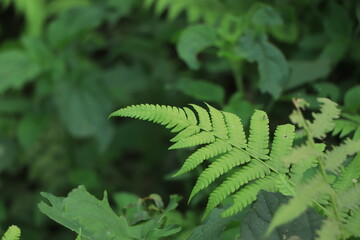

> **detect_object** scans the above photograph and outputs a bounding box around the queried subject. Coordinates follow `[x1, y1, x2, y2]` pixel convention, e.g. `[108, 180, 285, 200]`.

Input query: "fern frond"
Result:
[174, 140, 231, 176]
[189, 149, 250, 201]
[2, 225, 21, 240]
[324, 139, 360, 174]
[308, 98, 341, 139]
[246, 110, 270, 160]
[111, 103, 295, 218]
[315, 219, 341, 240]
[204, 161, 270, 218]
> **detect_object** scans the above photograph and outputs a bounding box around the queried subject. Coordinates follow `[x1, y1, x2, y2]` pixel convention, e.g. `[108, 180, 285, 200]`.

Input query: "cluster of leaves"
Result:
[0, 0, 360, 239]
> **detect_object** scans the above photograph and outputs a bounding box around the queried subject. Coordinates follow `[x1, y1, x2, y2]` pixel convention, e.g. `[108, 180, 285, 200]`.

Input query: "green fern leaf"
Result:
[206, 103, 228, 139]
[344, 209, 360, 237]
[190, 104, 212, 131]
[2, 225, 21, 240]
[189, 149, 250, 201]
[222, 112, 246, 147]
[308, 98, 341, 139]
[173, 140, 231, 176]
[109, 104, 191, 132]
[324, 139, 360, 174]
[169, 131, 216, 149]
[333, 154, 360, 191]
[111, 103, 296, 219]
[221, 177, 273, 218]
[269, 124, 295, 171]
[315, 219, 341, 240]
[246, 110, 270, 160]
[338, 184, 360, 211]
[266, 174, 330, 236]
[204, 161, 270, 218]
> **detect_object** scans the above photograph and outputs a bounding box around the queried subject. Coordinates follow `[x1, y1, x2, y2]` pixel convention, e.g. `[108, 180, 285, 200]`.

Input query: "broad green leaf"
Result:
[322, 1, 352, 41]
[38, 186, 135, 240]
[270, 6, 298, 43]
[0, 139, 17, 174]
[312, 83, 339, 102]
[240, 191, 322, 240]
[236, 30, 289, 98]
[176, 78, 225, 104]
[223, 92, 254, 127]
[285, 57, 332, 90]
[54, 79, 113, 151]
[177, 24, 217, 70]
[17, 114, 49, 149]
[344, 85, 360, 112]
[0, 50, 41, 93]
[189, 208, 242, 240]
[47, 6, 105, 47]
[251, 5, 283, 27]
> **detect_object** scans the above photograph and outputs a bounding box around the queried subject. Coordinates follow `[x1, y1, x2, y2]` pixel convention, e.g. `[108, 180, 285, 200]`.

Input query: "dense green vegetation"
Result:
[0, 0, 359, 239]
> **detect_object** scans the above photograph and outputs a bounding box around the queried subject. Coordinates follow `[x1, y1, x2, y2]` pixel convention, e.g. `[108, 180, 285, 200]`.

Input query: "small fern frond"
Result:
[324, 139, 360, 174]
[2, 225, 21, 240]
[204, 161, 270, 218]
[315, 219, 341, 240]
[308, 98, 341, 139]
[189, 149, 250, 201]
[174, 140, 232, 177]
[246, 110, 270, 160]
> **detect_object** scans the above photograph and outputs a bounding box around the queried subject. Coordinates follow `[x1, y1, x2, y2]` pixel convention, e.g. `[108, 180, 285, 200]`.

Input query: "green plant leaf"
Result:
[285, 57, 332, 90]
[189, 208, 241, 240]
[177, 24, 217, 70]
[38, 186, 135, 240]
[176, 78, 225, 104]
[54, 80, 113, 151]
[0, 50, 41, 93]
[47, 6, 105, 47]
[235, 30, 289, 98]
[344, 85, 360, 112]
[240, 191, 322, 240]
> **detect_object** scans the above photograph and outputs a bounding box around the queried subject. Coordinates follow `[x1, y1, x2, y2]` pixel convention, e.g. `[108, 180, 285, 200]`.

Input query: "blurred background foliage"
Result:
[0, 0, 359, 239]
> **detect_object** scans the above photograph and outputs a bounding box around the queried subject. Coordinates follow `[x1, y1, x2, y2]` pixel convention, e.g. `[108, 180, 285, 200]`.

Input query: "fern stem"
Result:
[292, 98, 345, 238]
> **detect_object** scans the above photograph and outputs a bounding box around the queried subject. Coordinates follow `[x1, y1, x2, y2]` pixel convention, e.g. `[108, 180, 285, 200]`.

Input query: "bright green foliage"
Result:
[267, 98, 360, 239]
[39, 186, 183, 240]
[110, 103, 295, 218]
[1, 225, 21, 240]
